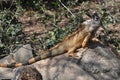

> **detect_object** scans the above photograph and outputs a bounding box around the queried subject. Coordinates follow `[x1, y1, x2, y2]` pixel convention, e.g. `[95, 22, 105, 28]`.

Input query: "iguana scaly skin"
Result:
[0, 13, 104, 68]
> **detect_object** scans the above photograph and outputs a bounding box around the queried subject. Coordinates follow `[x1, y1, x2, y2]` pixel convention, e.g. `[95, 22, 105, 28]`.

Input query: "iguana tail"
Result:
[0, 43, 66, 68]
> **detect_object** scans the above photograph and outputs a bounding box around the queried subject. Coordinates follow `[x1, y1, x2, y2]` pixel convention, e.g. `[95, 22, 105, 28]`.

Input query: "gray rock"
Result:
[12, 44, 33, 63]
[0, 54, 15, 64]
[0, 43, 120, 80]
[12, 66, 42, 80]
[34, 42, 120, 80]
[0, 44, 33, 79]
[0, 67, 14, 79]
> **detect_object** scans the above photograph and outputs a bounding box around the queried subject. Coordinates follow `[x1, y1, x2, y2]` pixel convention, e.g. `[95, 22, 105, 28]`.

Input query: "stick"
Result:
[59, 0, 75, 18]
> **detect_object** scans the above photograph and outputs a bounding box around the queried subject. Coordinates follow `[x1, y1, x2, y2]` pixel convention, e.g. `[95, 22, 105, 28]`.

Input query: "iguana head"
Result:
[83, 13, 106, 32]
[92, 13, 107, 33]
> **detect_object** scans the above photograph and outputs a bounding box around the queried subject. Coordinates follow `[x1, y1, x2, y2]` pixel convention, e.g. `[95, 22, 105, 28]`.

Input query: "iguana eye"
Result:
[92, 13, 99, 21]
[94, 17, 99, 21]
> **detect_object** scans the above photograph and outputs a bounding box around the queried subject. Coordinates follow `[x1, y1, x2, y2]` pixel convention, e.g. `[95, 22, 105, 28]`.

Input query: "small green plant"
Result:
[0, 10, 22, 54]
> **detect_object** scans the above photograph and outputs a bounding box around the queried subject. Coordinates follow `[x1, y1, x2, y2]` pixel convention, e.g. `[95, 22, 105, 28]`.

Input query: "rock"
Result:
[34, 42, 120, 80]
[0, 44, 33, 79]
[12, 44, 33, 63]
[0, 54, 15, 64]
[0, 67, 14, 79]
[0, 43, 120, 80]
[12, 66, 42, 80]
[0, 54, 16, 79]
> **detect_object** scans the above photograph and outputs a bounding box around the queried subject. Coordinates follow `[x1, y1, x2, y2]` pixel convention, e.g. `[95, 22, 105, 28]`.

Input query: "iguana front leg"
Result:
[82, 33, 91, 48]
[68, 33, 92, 57]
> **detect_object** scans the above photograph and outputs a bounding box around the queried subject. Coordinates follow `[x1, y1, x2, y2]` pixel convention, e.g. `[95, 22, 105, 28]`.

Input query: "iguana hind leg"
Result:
[67, 48, 76, 57]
